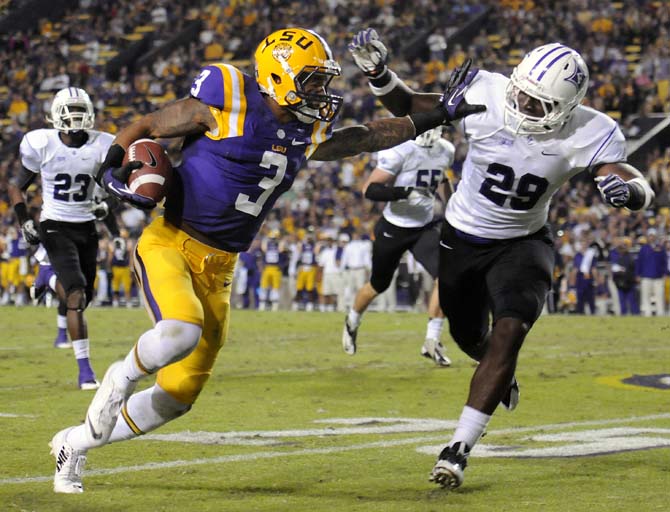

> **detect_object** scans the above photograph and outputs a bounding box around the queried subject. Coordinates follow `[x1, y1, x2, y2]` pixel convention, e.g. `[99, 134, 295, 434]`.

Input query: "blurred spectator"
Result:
[610, 237, 640, 315]
[636, 228, 667, 316]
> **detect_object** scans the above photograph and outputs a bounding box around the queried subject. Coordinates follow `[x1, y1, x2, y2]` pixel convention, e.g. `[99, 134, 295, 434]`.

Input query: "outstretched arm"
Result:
[594, 162, 654, 211]
[310, 117, 415, 161]
[349, 28, 483, 118]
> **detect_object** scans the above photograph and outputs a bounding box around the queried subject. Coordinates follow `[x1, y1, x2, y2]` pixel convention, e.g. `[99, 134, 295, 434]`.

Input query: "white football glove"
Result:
[595, 174, 630, 207]
[407, 187, 434, 205]
[20, 219, 41, 245]
[348, 28, 388, 77]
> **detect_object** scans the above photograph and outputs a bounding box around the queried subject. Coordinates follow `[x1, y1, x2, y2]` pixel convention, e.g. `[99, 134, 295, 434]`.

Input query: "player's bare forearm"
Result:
[311, 117, 416, 161]
[594, 162, 643, 180]
[113, 98, 214, 149]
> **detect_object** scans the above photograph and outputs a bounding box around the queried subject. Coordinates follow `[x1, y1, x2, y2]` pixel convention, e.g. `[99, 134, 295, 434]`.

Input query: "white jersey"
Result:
[377, 138, 455, 228]
[20, 129, 114, 223]
[447, 70, 627, 239]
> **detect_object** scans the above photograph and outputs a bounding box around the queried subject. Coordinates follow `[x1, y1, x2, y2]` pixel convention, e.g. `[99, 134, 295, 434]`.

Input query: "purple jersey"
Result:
[165, 63, 332, 252]
[264, 239, 281, 265]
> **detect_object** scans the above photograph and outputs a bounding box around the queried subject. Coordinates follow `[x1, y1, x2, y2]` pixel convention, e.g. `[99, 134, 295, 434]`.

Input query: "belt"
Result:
[454, 228, 497, 245]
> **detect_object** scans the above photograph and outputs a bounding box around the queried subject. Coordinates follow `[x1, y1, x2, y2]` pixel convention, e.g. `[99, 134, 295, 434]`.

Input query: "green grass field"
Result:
[1, 307, 669, 512]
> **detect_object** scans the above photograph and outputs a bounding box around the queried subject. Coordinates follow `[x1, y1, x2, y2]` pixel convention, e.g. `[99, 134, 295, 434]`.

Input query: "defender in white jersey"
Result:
[8, 87, 120, 391]
[342, 127, 455, 366]
[350, 31, 655, 490]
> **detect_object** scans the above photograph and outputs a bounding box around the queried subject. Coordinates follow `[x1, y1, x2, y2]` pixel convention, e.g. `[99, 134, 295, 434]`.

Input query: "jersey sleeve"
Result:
[189, 64, 243, 109]
[376, 146, 405, 175]
[19, 131, 45, 173]
[567, 110, 627, 171]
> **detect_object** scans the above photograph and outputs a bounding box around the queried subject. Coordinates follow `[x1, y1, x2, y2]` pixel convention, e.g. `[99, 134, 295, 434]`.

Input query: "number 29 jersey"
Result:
[165, 63, 332, 252]
[447, 70, 627, 239]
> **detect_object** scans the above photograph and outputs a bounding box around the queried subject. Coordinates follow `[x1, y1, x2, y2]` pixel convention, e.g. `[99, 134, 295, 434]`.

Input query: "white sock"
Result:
[57, 315, 67, 329]
[451, 405, 491, 449]
[108, 385, 190, 443]
[426, 317, 445, 340]
[347, 309, 362, 328]
[71, 339, 90, 360]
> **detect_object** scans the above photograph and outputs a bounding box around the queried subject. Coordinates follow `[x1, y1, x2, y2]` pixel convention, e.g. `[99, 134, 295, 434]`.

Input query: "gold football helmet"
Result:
[255, 27, 343, 124]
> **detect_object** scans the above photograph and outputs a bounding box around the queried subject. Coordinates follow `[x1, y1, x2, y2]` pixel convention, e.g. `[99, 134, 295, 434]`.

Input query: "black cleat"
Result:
[430, 442, 470, 489]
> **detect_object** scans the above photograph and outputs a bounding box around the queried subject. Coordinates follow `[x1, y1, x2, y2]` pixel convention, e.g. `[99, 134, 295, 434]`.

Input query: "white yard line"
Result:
[2, 413, 669, 486]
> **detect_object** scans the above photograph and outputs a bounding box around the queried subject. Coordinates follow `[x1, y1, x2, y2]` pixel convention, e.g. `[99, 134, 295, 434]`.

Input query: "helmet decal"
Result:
[255, 27, 343, 124]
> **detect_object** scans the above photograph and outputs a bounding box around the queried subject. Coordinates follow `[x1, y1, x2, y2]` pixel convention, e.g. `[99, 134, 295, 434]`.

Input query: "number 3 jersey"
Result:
[165, 63, 333, 252]
[447, 70, 627, 239]
[376, 138, 455, 228]
[19, 129, 113, 223]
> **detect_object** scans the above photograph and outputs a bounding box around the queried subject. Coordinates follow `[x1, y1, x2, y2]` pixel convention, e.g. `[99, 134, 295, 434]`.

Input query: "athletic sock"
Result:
[57, 315, 67, 330]
[347, 309, 362, 328]
[72, 339, 93, 374]
[426, 317, 445, 340]
[451, 405, 491, 449]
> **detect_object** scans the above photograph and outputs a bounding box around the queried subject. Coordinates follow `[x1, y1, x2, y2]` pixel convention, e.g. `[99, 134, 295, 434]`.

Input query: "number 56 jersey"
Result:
[447, 70, 627, 240]
[165, 64, 332, 252]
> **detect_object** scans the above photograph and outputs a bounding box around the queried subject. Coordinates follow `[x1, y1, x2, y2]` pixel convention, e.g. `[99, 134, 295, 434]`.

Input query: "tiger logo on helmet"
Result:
[255, 28, 343, 124]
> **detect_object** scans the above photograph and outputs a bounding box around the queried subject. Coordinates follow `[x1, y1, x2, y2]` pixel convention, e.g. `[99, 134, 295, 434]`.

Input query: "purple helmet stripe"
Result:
[529, 45, 566, 77]
[536, 50, 573, 81]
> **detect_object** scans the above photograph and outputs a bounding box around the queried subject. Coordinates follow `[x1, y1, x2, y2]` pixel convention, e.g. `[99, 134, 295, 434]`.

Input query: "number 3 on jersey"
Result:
[235, 151, 287, 217]
[479, 163, 548, 211]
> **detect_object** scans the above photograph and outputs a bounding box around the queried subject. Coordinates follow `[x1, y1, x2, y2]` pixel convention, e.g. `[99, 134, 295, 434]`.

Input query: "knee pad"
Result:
[369, 274, 391, 294]
[450, 324, 490, 361]
[136, 319, 203, 372]
[65, 288, 86, 312]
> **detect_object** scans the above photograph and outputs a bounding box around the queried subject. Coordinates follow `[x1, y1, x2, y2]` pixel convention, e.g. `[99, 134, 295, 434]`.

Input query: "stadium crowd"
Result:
[1, 0, 670, 316]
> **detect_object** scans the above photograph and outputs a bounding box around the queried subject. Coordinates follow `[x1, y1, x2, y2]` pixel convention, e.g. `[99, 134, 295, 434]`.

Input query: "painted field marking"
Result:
[2, 413, 669, 486]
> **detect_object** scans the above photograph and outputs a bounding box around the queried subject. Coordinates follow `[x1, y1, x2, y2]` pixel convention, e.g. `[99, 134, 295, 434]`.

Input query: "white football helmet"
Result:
[414, 126, 444, 148]
[47, 87, 95, 132]
[504, 43, 589, 135]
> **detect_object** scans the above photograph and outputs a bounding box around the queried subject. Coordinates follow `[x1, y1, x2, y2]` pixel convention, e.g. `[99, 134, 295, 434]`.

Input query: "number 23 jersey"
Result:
[165, 63, 332, 252]
[447, 70, 626, 240]
[19, 129, 113, 223]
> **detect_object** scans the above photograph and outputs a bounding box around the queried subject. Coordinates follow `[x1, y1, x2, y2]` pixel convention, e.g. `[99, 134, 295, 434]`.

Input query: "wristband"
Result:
[369, 69, 399, 96]
[408, 109, 447, 137]
[626, 177, 654, 210]
[95, 144, 126, 184]
[365, 183, 412, 201]
[13, 202, 29, 224]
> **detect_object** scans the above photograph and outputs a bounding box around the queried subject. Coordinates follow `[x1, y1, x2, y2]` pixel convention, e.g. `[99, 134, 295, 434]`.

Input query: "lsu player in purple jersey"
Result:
[350, 29, 655, 490]
[258, 229, 284, 311]
[48, 27, 485, 493]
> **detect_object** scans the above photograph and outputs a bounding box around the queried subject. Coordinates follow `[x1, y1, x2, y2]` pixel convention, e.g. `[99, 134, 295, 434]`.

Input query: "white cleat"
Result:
[84, 361, 136, 446]
[79, 379, 101, 391]
[501, 375, 520, 411]
[49, 427, 86, 493]
[342, 318, 358, 355]
[421, 338, 451, 367]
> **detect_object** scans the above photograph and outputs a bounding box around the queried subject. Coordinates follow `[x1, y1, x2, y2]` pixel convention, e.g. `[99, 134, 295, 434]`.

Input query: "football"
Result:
[123, 138, 173, 202]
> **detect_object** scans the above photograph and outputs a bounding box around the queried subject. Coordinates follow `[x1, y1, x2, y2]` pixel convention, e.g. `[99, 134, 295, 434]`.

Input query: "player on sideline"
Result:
[342, 126, 455, 366]
[349, 29, 655, 489]
[48, 27, 485, 493]
[9, 87, 118, 390]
